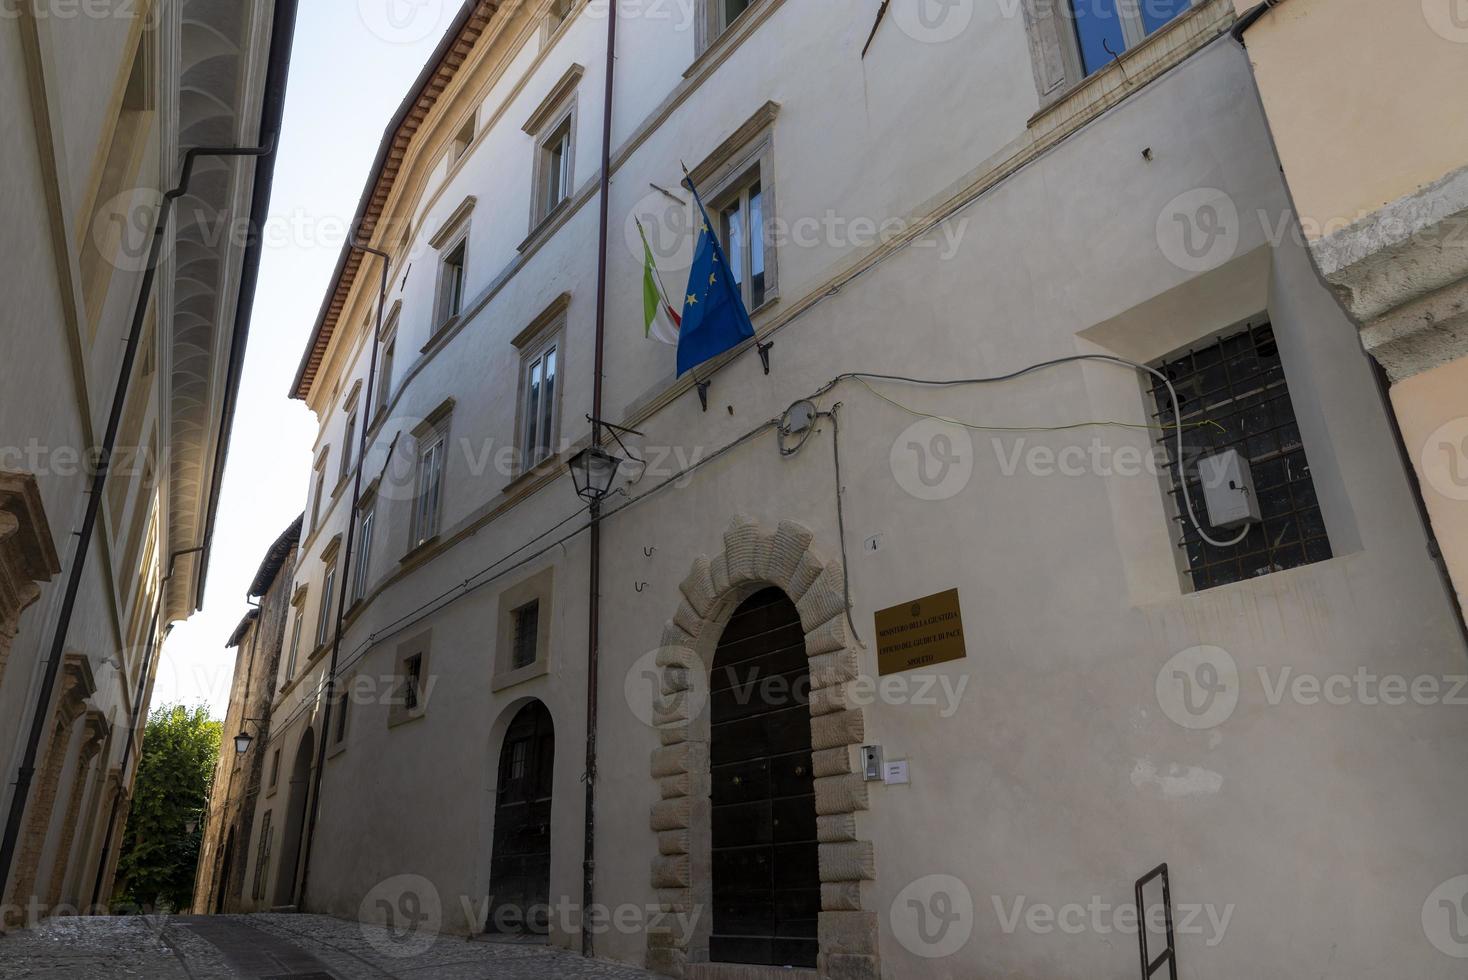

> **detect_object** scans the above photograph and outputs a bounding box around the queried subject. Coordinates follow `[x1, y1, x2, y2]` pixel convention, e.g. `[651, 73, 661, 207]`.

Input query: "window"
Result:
[546, 0, 575, 34]
[403, 654, 423, 711]
[452, 113, 476, 162]
[252, 810, 273, 901]
[309, 455, 328, 534]
[700, 0, 759, 51]
[716, 173, 768, 310]
[523, 66, 582, 233]
[512, 600, 540, 670]
[520, 337, 560, 469]
[269, 750, 281, 789]
[493, 567, 554, 689]
[412, 424, 447, 548]
[375, 325, 396, 417]
[339, 408, 359, 484]
[352, 503, 375, 603]
[1149, 320, 1332, 592]
[285, 610, 304, 681]
[390, 633, 432, 726]
[315, 560, 337, 649]
[1067, 0, 1194, 77]
[438, 239, 468, 327]
[536, 115, 574, 224]
[333, 682, 350, 746]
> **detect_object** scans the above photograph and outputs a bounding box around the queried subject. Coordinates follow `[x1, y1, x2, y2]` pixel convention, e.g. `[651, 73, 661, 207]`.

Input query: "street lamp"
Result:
[233, 717, 266, 756]
[568, 445, 623, 503]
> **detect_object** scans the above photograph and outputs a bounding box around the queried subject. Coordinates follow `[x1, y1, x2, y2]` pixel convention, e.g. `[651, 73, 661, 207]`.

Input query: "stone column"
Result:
[45, 712, 108, 911]
[4, 655, 95, 927]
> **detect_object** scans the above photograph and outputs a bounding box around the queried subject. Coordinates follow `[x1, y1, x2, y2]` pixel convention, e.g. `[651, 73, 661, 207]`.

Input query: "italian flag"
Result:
[638, 219, 682, 346]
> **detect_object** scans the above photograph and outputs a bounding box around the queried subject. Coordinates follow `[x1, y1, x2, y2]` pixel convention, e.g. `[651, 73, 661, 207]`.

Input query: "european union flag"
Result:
[677, 180, 756, 377]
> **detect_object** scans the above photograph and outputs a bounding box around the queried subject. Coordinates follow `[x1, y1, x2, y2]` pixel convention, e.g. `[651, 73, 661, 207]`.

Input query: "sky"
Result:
[151, 3, 459, 718]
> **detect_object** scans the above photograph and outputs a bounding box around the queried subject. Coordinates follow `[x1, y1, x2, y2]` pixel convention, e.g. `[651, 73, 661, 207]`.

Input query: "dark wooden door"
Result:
[488, 701, 555, 935]
[710, 588, 820, 967]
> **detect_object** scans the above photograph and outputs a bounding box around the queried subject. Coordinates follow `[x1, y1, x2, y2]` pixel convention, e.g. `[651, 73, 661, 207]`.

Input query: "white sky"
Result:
[152, 4, 456, 718]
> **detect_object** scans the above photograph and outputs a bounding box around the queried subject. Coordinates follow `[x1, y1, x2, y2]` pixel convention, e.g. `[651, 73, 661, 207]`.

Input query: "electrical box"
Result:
[1197, 449, 1262, 529]
[860, 745, 883, 781]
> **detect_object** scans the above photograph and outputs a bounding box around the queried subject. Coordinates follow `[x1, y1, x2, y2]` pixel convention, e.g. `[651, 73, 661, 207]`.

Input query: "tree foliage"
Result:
[112, 703, 220, 912]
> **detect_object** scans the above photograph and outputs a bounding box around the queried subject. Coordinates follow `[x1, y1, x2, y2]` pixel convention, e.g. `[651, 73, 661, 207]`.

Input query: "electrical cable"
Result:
[262, 353, 1247, 741]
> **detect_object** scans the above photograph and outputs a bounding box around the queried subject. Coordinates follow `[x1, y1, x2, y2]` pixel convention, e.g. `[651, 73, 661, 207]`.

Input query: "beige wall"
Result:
[1234, 0, 1468, 238]
[1391, 356, 1468, 617]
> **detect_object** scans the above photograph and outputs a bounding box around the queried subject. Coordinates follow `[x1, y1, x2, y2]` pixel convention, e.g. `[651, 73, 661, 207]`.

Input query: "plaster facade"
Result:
[0, 0, 289, 924]
[242, 1, 1468, 976]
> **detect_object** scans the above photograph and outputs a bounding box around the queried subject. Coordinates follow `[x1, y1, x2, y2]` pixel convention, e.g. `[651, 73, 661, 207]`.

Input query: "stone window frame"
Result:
[492, 566, 555, 692]
[645, 516, 879, 980]
[389, 630, 433, 728]
[1022, 0, 1224, 108]
[428, 197, 476, 339]
[695, 0, 763, 58]
[314, 536, 342, 654]
[541, 0, 582, 44]
[510, 294, 570, 479]
[328, 671, 352, 757]
[523, 64, 583, 236]
[686, 101, 782, 317]
[409, 399, 455, 553]
[267, 748, 281, 795]
[283, 584, 307, 685]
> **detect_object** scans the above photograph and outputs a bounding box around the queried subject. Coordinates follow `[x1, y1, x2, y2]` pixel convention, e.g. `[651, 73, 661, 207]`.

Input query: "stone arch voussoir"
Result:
[647, 516, 879, 980]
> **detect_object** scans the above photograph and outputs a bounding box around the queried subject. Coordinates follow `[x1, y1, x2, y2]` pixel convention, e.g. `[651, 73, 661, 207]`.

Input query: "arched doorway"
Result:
[274, 727, 315, 908]
[709, 587, 819, 968]
[487, 701, 554, 935]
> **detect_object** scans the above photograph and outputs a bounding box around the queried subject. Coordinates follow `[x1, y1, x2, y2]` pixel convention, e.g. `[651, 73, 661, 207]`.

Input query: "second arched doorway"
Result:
[274, 727, 315, 908]
[487, 700, 555, 935]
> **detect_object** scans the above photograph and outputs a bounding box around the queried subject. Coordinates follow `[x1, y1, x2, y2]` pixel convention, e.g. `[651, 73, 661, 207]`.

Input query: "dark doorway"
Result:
[215, 828, 236, 914]
[274, 728, 314, 908]
[487, 701, 555, 935]
[709, 588, 819, 967]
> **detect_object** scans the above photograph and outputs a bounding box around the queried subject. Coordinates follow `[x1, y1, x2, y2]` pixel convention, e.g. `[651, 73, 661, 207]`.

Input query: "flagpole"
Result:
[583, 0, 617, 960]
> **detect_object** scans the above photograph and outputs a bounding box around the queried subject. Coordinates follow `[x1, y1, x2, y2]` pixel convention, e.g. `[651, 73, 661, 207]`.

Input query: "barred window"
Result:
[511, 600, 540, 670]
[402, 654, 423, 712]
[1150, 321, 1332, 591]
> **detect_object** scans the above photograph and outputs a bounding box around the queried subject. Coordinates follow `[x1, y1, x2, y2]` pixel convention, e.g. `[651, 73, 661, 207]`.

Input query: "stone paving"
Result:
[0, 914, 662, 979]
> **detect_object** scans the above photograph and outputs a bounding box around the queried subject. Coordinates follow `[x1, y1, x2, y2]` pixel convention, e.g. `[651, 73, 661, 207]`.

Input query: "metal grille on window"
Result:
[1149, 321, 1331, 591]
[403, 654, 422, 711]
[512, 599, 539, 670]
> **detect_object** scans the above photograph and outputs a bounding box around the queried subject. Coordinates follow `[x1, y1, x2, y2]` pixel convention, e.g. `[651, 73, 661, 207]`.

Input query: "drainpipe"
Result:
[583, 0, 618, 959]
[87, 545, 204, 911]
[0, 136, 278, 909]
[293, 239, 389, 910]
[1231, 0, 1287, 43]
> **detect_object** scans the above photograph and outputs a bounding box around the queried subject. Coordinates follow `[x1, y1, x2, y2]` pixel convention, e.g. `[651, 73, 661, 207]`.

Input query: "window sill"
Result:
[518, 199, 572, 254]
[684, 0, 785, 80]
[1028, 0, 1231, 131]
[502, 450, 566, 496]
[420, 316, 462, 355]
[265, 784, 278, 799]
[326, 736, 347, 760]
[492, 659, 550, 693]
[388, 707, 427, 730]
[400, 536, 441, 569]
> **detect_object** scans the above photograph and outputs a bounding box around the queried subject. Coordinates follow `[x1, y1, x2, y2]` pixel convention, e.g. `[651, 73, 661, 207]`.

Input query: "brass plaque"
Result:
[875, 589, 967, 676]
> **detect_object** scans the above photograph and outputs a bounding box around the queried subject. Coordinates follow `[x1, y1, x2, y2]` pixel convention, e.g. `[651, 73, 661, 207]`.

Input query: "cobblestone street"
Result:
[0, 915, 661, 979]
